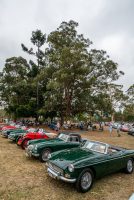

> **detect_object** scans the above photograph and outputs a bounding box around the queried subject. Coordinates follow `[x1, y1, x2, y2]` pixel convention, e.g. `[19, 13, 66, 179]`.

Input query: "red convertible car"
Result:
[1, 125, 16, 131]
[17, 129, 52, 149]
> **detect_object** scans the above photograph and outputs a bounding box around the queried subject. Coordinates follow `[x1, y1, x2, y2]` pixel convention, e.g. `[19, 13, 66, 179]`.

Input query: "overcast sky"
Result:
[0, 0, 134, 90]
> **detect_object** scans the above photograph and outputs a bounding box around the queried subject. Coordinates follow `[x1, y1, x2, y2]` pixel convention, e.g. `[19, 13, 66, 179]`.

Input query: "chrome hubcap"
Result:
[127, 160, 133, 172]
[81, 172, 92, 190]
[42, 150, 50, 161]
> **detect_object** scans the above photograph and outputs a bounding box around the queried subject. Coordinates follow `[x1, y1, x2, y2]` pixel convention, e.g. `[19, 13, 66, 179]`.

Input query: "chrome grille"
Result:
[49, 162, 63, 175]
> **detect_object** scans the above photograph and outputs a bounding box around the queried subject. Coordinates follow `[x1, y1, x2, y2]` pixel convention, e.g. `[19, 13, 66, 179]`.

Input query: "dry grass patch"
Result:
[0, 128, 134, 200]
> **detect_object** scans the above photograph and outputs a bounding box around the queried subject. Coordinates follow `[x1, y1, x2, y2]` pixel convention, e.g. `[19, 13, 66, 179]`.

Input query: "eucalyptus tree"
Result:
[45, 20, 124, 124]
[0, 56, 34, 118]
[127, 84, 134, 103]
[45, 20, 92, 123]
[21, 29, 46, 71]
[98, 84, 127, 121]
[123, 84, 134, 121]
[21, 30, 47, 120]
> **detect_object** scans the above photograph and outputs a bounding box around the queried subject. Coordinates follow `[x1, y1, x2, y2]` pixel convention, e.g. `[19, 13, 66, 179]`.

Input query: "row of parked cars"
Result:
[0, 123, 134, 193]
[105, 122, 134, 136]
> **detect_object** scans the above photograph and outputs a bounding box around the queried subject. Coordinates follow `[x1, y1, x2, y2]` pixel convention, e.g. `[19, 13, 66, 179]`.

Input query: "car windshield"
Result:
[58, 133, 69, 142]
[38, 129, 44, 133]
[27, 128, 36, 132]
[82, 141, 107, 154]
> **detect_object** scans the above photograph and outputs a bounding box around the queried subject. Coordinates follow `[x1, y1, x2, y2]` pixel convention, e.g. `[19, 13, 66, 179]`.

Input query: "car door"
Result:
[53, 136, 80, 152]
[107, 150, 124, 173]
[66, 136, 80, 148]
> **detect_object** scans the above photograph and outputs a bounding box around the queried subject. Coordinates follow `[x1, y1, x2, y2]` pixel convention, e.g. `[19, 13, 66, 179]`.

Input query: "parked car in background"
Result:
[120, 125, 130, 132]
[25, 132, 85, 162]
[2, 128, 26, 138]
[1, 125, 16, 132]
[48, 122, 58, 131]
[1, 126, 17, 137]
[112, 123, 120, 129]
[47, 140, 134, 193]
[104, 122, 110, 126]
[128, 128, 134, 136]
[17, 129, 52, 149]
[8, 128, 38, 142]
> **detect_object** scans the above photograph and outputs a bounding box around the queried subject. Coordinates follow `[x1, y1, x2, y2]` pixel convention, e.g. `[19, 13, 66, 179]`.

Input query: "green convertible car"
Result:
[8, 128, 38, 143]
[47, 140, 134, 193]
[25, 132, 85, 162]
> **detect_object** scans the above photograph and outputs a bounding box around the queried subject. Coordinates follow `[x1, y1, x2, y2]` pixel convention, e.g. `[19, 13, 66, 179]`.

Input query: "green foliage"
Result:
[127, 84, 134, 103]
[0, 21, 126, 123]
[123, 103, 134, 121]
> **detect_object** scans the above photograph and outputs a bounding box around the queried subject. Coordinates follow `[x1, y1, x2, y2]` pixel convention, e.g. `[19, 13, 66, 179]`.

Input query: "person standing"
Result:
[109, 124, 113, 136]
[57, 121, 60, 131]
[117, 124, 121, 137]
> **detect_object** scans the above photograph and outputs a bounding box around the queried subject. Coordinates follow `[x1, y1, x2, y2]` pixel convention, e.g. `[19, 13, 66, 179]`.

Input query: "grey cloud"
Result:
[0, 0, 133, 90]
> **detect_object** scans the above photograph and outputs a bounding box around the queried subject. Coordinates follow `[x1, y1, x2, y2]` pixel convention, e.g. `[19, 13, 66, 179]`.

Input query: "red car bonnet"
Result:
[24, 131, 50, 139]
[2, 126, 16, 131]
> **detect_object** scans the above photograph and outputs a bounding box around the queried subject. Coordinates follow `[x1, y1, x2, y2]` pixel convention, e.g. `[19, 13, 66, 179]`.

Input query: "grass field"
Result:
[0, 128, 134, 200]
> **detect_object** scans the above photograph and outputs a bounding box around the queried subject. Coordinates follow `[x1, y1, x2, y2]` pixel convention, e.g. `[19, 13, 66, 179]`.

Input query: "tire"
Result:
[76, 168, 94, 193]
[39, 148, 52, 162]
[21, 139, 29, 149]
[16, 137, 20, 144]
[124, 159, 133, 174]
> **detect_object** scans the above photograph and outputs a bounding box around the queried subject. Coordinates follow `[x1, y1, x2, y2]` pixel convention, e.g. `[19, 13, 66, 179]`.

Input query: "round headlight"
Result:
[28, 145, 34, 150]
[48, 153, 51, 159]
[68, 164, 74, 172]
[34, 145, 38, 151]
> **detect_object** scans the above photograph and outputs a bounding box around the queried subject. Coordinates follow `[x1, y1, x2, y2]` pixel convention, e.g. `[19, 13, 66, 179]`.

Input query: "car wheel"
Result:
[76, 168, 94, 193]
[124, 159, 133, 174]
[21, 139, 29, 149]
[16, 137, 20, 144]
[39, 148, 52, 162]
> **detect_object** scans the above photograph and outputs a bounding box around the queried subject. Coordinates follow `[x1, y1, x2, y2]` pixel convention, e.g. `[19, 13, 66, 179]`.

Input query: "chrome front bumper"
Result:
[25, 148, 39, 157]
[1, 133, 7, 137]
[47, 167, 76, 183]
[8, 136, 15, 140]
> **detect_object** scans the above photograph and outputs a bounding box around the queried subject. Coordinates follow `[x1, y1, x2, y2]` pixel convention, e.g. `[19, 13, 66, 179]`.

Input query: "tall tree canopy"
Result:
[44, 20, 124, 123]
[0, 20, 125, 123]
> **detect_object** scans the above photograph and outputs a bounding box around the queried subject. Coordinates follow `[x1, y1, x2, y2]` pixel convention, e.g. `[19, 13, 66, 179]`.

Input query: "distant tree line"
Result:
[0, 20, 133, 123]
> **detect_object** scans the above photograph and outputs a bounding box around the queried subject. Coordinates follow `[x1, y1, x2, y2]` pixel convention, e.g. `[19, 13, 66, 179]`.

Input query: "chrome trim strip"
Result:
[47, 167, 76, 183]
[31, 152, 39, 157]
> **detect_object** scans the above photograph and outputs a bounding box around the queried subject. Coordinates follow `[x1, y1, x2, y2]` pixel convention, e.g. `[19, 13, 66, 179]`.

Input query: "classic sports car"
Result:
[47, 140, 134, 193]
[2, 128, 26, 138]
[112, 123, 120, 129]
[17, 129, 51, 149]
[1, 125, 16, 131]
[1, 126, 16, 136]
[128, 128, 134, 136]
[1, 127, 17, 137]
[25, 133, 85, 162]
[120, 125, 130, 132]
[8, 128, 38, 142]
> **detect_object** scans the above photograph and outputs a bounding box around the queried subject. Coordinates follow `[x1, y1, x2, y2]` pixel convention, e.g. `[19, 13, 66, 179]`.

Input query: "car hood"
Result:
[10, 131, 25, 136]
[50, 147, 104, 169]
[32, 138, 63, 147]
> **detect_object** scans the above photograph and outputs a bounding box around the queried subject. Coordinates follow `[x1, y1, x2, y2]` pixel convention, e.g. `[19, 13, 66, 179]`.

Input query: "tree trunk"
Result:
[65, 87, 72, 118]
[111, 113, 114, 122]
[60, 113, 64, 126]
